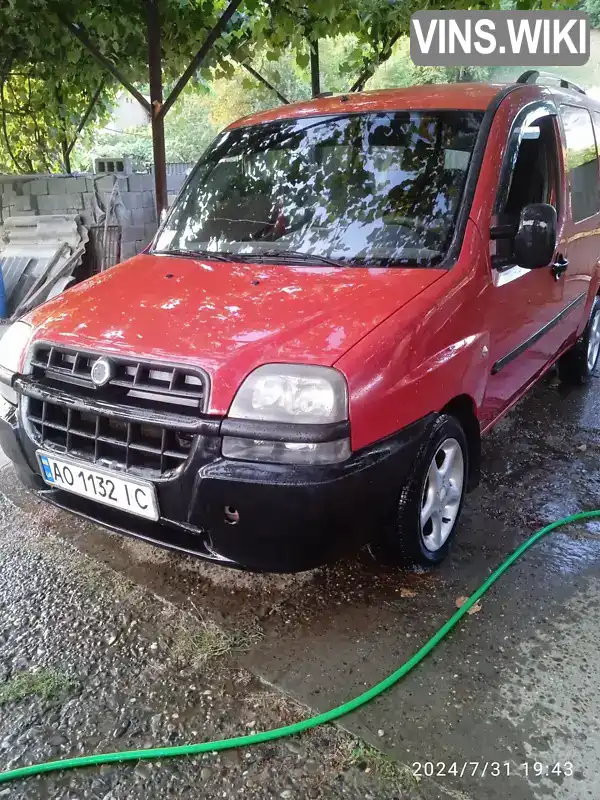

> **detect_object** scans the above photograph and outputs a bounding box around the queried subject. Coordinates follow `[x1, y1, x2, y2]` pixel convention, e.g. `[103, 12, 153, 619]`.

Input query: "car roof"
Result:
[227, 83, 508, 130]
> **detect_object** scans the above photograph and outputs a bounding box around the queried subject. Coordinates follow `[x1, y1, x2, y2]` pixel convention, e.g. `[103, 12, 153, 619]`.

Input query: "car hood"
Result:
[26, 253, 444, 414]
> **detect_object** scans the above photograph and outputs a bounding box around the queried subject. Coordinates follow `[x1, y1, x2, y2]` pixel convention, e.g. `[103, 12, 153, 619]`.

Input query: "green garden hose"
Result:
[1, 508, 599, 786]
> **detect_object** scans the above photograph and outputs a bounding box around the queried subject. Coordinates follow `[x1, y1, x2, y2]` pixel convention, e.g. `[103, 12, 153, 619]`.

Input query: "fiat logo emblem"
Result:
[90, 357, 114, 387]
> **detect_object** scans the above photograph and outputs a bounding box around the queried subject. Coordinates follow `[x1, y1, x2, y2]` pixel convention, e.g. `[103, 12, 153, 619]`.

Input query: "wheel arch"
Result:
[441, 394, 481, 491]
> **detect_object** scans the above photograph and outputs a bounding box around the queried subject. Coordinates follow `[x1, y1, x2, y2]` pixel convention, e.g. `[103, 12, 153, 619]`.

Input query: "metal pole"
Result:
[58, 15, 152, 113]
[160, 0, 244, 118]
[55, 87, 72, 174]
[66, 78, 106, 158]
[61, 139, 72, 174]
[146, 0, 168, 219]
[310, 40, 320, 97]
[239, 62, 290, 105]
[349, 31, 402, 92]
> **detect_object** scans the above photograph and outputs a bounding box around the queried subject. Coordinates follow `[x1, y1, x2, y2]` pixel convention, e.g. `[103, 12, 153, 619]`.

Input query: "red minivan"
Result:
[1, 71, 600, 572]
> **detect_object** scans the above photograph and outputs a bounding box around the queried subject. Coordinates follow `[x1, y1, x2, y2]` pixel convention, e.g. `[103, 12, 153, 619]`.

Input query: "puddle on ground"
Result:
[496, 586, 600, 800]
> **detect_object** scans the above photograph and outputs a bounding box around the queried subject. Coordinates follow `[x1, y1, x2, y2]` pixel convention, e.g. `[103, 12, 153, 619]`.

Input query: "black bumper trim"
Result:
[15, 375, 349, 443]
[38, 489, 238, 566]
[220, 417, 349, 443]
[14, 375, 222, 435]
[1, 390, 436, 571]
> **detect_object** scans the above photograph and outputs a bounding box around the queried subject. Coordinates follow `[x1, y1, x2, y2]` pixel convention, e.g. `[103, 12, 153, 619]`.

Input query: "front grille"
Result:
[30, 346, 205, 414]
[24, 344, 208, 477]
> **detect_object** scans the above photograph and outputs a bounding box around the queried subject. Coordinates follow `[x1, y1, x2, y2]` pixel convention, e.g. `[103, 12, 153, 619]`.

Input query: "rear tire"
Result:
[558, 297, 600, 386]
[371, 414, 468, 567]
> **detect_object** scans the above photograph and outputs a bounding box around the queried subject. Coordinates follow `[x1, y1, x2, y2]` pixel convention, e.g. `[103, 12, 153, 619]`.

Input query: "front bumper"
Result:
[0, 397, 434, 572]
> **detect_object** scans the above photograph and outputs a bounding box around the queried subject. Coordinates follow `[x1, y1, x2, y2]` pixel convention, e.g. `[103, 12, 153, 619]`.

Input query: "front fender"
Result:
[337, 220, 489, 451]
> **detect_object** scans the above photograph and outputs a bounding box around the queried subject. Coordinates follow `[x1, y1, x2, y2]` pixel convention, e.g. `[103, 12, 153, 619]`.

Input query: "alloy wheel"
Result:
[587, 308, 600, 372]
[420, 437, 465, 553]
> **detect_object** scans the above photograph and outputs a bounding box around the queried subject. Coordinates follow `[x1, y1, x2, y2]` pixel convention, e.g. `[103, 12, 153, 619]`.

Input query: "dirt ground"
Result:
[0, 485, 421, 800]
[1, 367, 600, 799]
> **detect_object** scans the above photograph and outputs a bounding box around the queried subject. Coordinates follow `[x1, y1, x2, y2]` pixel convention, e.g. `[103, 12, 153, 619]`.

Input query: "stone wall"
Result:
[0, 171, 186, 262]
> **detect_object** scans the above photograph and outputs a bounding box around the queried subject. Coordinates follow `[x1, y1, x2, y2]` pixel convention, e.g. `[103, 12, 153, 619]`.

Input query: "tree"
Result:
[365, 37, 495, 92]
[1, 0, 564, 193]
[85, 45, 340, 168]
[0, 69, 113, 174]
[583, 0, 600, 27]
[0, 0, 259, 190]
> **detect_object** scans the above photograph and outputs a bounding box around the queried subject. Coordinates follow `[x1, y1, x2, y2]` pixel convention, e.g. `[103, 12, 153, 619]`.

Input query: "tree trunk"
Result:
[310, 40, 320, 97]
[147, 0, 168, 219]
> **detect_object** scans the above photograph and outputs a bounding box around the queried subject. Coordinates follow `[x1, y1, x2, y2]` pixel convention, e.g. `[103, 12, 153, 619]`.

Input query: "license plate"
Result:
[37, 452, 159, 521]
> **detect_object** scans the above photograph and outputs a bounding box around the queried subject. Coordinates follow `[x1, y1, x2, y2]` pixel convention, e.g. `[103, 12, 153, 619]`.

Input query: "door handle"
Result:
[552, 254, 569, 280]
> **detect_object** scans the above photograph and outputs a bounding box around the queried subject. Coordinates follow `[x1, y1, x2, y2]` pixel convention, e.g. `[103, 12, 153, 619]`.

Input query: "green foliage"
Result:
[83, 56, 302, 167]
[81, 128, 154, 171]
[89, 85, 226, 168]
[566, 143, 597, 171]
[366, 37, 495, 91]
[0, 669, 74, 705]
[0, 0, 577, 173]
[0, 0, 258, 173]
[583, 0, 600, 27]
[165, 89, 221, 161]
[0, 71, 113, 173]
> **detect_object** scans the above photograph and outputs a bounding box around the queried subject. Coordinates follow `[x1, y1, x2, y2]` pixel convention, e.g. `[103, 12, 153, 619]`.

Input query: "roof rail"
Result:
[516, 69, 586, 95]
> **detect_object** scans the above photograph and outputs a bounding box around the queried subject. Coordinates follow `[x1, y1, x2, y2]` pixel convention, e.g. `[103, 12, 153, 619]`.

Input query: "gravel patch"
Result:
[0, 484, 422, 799]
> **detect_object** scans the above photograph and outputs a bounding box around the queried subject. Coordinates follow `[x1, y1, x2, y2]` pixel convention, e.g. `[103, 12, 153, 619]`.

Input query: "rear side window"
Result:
[560, 105, 600, 222]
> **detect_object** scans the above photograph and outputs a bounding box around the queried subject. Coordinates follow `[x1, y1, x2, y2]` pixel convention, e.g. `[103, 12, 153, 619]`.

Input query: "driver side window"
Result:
[492, 112, 560, 269]
[499, 115, 560, 220]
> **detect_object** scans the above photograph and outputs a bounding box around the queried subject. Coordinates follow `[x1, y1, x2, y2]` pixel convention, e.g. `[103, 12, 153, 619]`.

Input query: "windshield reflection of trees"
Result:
[155, 110, 482, 267]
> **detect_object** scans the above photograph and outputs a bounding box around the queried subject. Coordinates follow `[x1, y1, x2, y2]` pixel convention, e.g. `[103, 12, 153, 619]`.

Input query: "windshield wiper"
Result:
[153, 248, 238, 262]
[237, 250, 347, 268]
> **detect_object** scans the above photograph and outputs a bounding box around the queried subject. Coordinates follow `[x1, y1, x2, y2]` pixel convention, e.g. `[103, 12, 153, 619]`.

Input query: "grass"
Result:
[0, 668, 74, 706]
[244, 688, 310, 724]
[172, 617, 264, 666]
[344, 741, 421, 791]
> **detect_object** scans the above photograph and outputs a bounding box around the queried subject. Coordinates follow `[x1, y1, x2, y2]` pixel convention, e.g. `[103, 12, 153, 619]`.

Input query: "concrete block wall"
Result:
[0, 173, 170, 259]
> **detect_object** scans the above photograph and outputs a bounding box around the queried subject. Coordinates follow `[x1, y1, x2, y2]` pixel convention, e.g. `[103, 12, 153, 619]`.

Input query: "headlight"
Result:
[223, 364, 350, 465]
[228, 364, 347, 424]
[0, 321, 32, 404]
[221, 437, 351, 465]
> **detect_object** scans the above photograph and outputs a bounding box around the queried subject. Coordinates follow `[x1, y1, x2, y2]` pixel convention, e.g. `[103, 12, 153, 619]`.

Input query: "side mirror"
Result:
[514, 203, 557, 269]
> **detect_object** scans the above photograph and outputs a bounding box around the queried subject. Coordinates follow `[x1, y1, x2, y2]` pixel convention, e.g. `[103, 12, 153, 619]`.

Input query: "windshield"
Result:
[154, 110, 483, 267]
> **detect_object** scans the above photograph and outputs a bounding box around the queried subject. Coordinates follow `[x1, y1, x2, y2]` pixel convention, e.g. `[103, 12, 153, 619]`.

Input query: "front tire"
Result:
[371, 414, 468, 567]
[558, 296, 600, 385]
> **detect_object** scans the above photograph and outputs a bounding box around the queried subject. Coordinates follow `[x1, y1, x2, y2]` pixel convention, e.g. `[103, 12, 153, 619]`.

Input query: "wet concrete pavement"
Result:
[2, 369, 600, 799]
